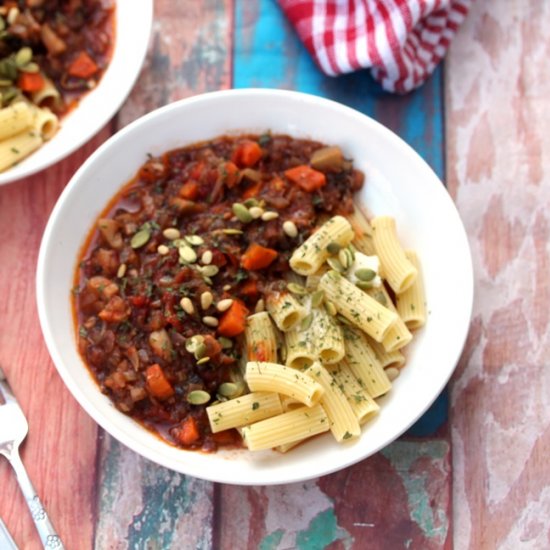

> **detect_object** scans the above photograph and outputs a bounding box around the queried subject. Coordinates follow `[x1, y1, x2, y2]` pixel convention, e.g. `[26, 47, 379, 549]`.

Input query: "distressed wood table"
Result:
[1, 1, 548, 549]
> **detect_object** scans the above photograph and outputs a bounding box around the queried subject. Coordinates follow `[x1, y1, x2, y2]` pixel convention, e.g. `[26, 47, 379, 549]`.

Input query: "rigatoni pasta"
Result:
[266, 290, 307, 332]
[396, 250, 427, 329]
[245, 312, 278, 362]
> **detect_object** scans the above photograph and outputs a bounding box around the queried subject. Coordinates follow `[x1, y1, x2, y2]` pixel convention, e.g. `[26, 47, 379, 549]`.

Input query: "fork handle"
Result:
[8, 452, 65, 550]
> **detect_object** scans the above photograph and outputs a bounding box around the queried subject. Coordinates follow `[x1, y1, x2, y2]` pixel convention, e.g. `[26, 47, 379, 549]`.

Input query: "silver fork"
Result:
[0, 367, 65, 550]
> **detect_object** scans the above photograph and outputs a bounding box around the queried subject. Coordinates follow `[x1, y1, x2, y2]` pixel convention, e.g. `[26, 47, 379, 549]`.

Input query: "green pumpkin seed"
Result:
[185, 235, 204, 246]
[311, 290, 324, 308]
[218, 337, 233, 349]
[196, 356, 210, 365]
[249, 206, 264, 219]
[130, 228, 151, 249]
[15, 47, 32, 67]
[163, 227, 180, 240]
[243, 198, 260, 208]
[185, 335, 204, 354]
[221, 228, 243, 235]
[300, 313, 313, 330]
[187, 390, 210, 405]
[336, 314, 353, 327]
[193, 342, 207, 360]
[232, 203, 253, 223]
[18, 61, 39, 73]
[355, 268, 376, 282]
[327, 257, 344, 272]
[200, 265, 219, 278]
[338, 248, 353, 270]
[371, 290, 387, 306]
[179, 245, 197, 263]
[287, 282, 308, 296]
[0, 79, 12, 86]
[356, 280, 374, 290]
[326, 241, 341, 255]
[325, 301, 337, 316]
[218, 382, 239, 398]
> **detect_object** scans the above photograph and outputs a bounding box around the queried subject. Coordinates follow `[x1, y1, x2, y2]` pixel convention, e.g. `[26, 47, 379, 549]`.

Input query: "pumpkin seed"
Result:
[371, 290, 387, 306]
[163, 227, 180, 240]
[232, 203, 253, 223]
[0, 79, 12, 86]
[194, 342, 207, 359]
[180, 297, 194, 315]
[325, 301, 337, 316]
[200, 291, 213, 310]
[201, 250, 213, 264]
[218, 337, 233, 349]
[282, 220, 298, 238]
[287, 282, 308, 296]
[311, 290, 324, 308]
[178, 245, 197, 263]
[196, 356, 210, 365]
[326, 241, 341, 255]
[355, 268, 376, 282]
[217, 298, 234, 312]
[218, 382, 238, 398]
[187, 390, 211, 405]
[200, 265, 219, 278]
[385, 367, 400, 382]
[249, 206, 264, 219]
[185, 334, 204, 353]
[221, 228, 243, 235]
[15, 47, 32, 67]
[347, 244, 356, 261]
[300, 313, 313, 331]
[326, 257, 344, 272]
[185, 235, 204, 246]
[202, 316, 219, 327]
[18, 61, 39, 73]
[130, 227, 151, 249]
[157, 244, 169, 255]
[338, 248, 353, 270]
[243, 198, 259, 208]
[261, 211, 279, 221]
[336, 314, 353, 327]
[356, 280, 374, 290]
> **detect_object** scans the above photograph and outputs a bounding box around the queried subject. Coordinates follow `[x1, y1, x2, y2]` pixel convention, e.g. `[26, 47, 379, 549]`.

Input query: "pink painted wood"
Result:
[447, 1, 550, 548]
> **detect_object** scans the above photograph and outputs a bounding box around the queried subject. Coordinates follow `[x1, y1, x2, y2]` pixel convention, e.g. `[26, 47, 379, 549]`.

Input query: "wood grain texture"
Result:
[94, 2, 232, 548]
[447, 1, 550, 548]
[0, 127, 112, 550]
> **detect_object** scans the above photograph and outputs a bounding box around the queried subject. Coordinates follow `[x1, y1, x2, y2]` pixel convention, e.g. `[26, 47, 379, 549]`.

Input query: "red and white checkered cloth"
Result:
[278, 0, 471, 93]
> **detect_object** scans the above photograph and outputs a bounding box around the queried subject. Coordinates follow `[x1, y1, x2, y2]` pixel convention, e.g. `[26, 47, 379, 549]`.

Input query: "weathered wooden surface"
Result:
[0, 129, 110, 549]
[447, 1, 550, 548]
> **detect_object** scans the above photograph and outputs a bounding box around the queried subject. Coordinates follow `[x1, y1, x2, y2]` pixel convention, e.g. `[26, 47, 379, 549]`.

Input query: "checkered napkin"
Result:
[278, 0, 471, 93]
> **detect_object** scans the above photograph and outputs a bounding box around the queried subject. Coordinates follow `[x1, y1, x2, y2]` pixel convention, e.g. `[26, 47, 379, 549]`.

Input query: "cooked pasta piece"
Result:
[331, 363, 380, 425]
[245, 312, 278, 362]
[319, 270, 398, 342]
[305, 363, 360, 442]
[343, 327, 392, 398]
[245, 361, 325, 406]
[371, 216, 417, 293]
[280, 395, 304, 412]
[31, 76, 61, 106]
[206, 392, 283, 433]
[266, 290, 307, 332]
[367, 336, 406, 369]
[290, 215, 354, 275]
[241, 404, 329, 451]
[305, 265, 328, 290]
[366, 285, 412, 352]
[313, 306, 345, 364]
[31, 106, 58, 140]
[348, 206, 377, 256]
[0, 101, 34, 140]
[285, 327, 317, 370]
[0, 128, 42, 172]
[396, 250, 427, 329]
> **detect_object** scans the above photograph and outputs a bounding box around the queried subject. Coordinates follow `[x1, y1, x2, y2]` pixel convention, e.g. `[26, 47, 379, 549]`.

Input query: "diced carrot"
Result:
[218, 299, 249, 337]
[284, 165, 326, 192]
[179, 181, 199, 200]
[68, 51, 98, 79]
[242, 181, 262, 199]
[241, 243, 278, 271]
[239, 279, 259, 298]
[175, 417, 200, 446]
[145, 364, 174, 399]
[222, 161, 239, 188]
[17, 71, 45, 92]
[231, 140, 263, 168]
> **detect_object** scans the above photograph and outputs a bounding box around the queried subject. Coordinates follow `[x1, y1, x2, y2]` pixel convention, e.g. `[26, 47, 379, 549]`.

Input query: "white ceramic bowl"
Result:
[37, 89, 473, 485]
[0, 0, 153, 186]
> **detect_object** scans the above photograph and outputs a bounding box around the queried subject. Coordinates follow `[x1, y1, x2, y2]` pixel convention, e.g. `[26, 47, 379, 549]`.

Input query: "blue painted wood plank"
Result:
[234, 0, 447, 436]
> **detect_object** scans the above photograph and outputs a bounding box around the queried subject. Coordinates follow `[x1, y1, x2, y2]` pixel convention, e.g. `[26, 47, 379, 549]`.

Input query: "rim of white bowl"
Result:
[36, 88, 474, 484]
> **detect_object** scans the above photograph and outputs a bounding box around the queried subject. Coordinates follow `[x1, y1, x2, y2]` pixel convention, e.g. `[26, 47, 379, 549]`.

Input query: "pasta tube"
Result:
[207, 392, 283, 433]
[266, 290, 307, 332]
[290, 215, 354, 275]
[0, 102, 34, 140]
[245, 361, 325, 406]
[367, 336, 406, 369]
[0, 129, 42, 172]
[371, 216, 417, 293]
[343, 327, 392, 398]
[348, 206, 377, 256]
[305, 363, 360, 442]
[241, 404, 329, 451]
[396, 250, 427, 329]
[284, 327, 317, 370]
[331, 363, 380, 425]
[245, 312, 278, 362]
[313, 306, 345, 364]
[319, 270, 398, 342]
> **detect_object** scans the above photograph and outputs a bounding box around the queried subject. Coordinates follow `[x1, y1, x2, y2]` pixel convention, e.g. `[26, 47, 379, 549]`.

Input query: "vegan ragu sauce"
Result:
[74, 134, 364, 452]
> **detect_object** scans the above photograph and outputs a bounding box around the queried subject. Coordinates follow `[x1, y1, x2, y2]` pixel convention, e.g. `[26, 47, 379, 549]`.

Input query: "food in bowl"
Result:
[74, 132, 425, 453]
[0, 0, 114, 171]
